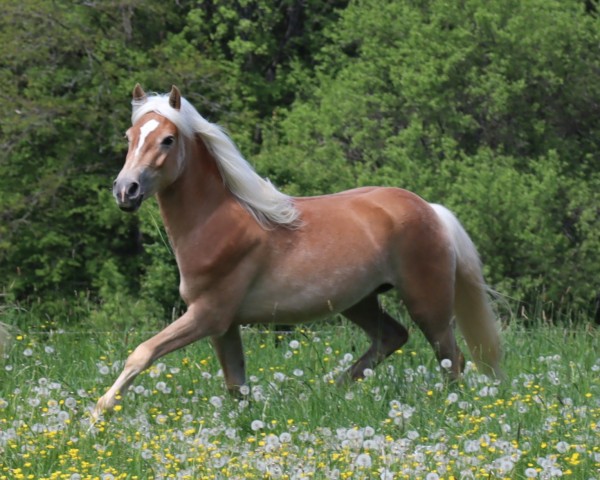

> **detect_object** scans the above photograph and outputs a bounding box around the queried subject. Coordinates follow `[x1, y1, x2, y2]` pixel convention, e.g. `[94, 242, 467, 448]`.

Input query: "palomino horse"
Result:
[94, 84, 502, 417]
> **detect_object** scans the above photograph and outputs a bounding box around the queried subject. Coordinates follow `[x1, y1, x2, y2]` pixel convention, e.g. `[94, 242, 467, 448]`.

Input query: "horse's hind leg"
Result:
[338, 293, 409, 384]
[399, 261, 465, 379]
[211, 324, 246, 395]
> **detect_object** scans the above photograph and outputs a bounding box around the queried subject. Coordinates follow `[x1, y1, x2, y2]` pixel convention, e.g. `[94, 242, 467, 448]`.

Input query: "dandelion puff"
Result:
[293, 369, 304, 377]
[555, 441, 569, 453]
[363, 368, 374, 378]
[524, 467, 537, 478]
[251, 419, 264, 431]
[280, 432, 292, 443]
[156, 381, 167, 392]
[98, 365, 110, 375]
[289, 340, 300, 350]
[44, 346, 55, 354]
[209, 396, 223, 408]
[239, 385, 250, 396]
[440, 358, 452, 369]
[354, 453, 372, 468]
[141, 449, 152, 460]
[57, 411, 70, 423]
[23, 348, 33, 357]
[426, 473, 440, 480]
[498, 458, 515, 474]
[446, 392, 459, 404]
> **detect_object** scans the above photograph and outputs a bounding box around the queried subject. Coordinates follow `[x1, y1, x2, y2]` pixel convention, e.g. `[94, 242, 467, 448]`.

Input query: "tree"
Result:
[256, 0, 600, 317]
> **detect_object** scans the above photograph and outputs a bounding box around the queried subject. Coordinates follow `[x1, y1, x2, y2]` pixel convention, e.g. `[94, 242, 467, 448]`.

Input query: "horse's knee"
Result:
[126, 343, 154, 372]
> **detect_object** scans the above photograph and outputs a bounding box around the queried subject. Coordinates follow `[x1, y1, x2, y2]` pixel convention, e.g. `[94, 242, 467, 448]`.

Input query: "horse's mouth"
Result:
[117, 194, 144, 212]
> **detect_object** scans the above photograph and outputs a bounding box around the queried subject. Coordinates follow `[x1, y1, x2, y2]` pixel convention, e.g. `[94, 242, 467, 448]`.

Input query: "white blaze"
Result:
[134, 119, 160, 159]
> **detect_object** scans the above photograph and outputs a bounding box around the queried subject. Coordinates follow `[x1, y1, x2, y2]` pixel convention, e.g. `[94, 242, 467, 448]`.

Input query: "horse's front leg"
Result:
[93, 304, 226, 420]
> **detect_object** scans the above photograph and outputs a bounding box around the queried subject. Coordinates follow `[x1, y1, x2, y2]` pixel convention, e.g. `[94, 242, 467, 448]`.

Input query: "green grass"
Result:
[0, 312, 598, 480]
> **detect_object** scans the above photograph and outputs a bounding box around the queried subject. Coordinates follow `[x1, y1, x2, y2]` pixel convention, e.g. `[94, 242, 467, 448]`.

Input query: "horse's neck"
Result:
[156, 137, 233, 245]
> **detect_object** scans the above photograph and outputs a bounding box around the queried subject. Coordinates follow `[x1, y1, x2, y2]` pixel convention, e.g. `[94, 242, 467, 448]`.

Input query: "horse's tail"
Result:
[430, 204, 504, 379]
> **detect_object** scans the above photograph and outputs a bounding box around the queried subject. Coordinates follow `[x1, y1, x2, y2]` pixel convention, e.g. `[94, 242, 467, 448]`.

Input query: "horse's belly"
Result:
[236, 263, 386, 324]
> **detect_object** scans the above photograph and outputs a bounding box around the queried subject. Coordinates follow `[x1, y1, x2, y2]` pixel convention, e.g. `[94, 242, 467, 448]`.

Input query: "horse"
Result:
[94, 84, 502, 418]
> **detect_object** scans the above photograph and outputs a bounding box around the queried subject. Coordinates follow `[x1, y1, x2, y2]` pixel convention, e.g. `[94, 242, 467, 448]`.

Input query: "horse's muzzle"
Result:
[113, 176, 144, 212]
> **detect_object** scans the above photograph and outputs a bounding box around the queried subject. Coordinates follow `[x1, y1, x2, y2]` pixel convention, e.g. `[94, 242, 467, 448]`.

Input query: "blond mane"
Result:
[132, 94, 300, 228]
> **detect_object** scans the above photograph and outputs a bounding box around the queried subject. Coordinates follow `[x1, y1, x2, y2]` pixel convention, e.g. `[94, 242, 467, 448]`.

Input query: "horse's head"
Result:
[113, 84, 184, 212]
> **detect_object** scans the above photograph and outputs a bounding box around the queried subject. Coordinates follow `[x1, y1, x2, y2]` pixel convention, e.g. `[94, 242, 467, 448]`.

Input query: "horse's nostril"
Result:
[127, 181, 140, 198]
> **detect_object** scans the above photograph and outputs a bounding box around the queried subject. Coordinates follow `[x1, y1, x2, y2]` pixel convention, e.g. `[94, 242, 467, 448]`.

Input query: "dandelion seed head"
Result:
[555, 441, 569, 453]
[440, 358, 452, 369]
[447, 392, 459, 404]
[354, 453, 372, 468]
[239, 385, 250, 395]
[524, 467, 538, 478]
[251, 419, 264, 431]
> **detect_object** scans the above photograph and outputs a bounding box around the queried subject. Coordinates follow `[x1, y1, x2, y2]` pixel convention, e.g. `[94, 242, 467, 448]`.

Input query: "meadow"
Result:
[0, 311, 598, 480]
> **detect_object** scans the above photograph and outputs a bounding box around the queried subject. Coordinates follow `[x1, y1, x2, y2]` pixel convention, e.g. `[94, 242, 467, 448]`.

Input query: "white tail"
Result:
[430, 204, 503, 378]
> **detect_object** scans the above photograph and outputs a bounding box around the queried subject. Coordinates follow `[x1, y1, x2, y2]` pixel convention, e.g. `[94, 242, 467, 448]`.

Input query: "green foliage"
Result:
[0, 0, 598, 322]
[257, 0, 600, 316]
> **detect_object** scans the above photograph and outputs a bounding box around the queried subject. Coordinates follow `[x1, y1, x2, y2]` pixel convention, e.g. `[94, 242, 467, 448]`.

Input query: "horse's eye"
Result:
[161, 136, 175, 147]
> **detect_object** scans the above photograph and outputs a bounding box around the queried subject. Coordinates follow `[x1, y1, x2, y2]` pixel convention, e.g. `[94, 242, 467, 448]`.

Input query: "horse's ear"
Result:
[169, 85, 181, 111]
[132, 83, 147, 103]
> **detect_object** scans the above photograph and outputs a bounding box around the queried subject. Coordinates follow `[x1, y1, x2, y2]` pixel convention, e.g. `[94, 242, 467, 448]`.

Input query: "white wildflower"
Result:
[440, 358, 452, 369]
[354, 453, 372, 468]
[251, 419, 264, 431]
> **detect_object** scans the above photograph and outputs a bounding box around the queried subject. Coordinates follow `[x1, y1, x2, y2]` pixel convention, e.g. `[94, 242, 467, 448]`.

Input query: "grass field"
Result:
[0, 312, 598, 480]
